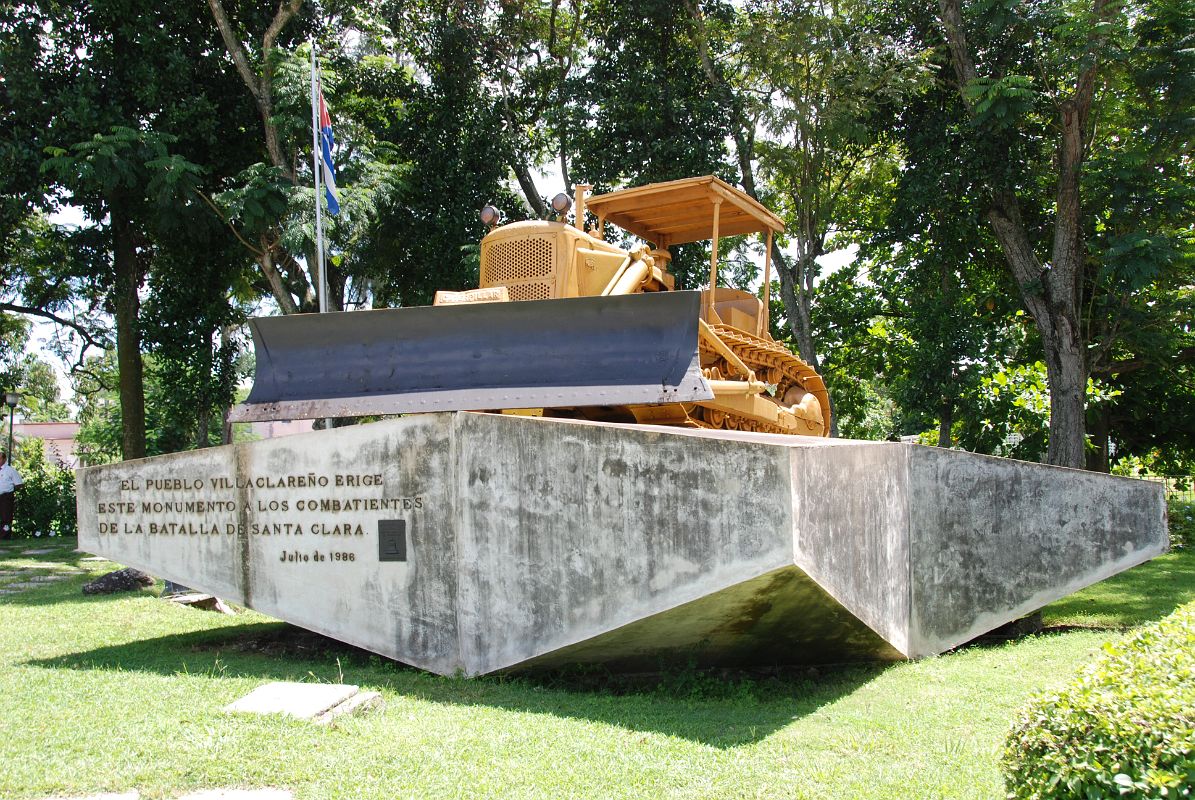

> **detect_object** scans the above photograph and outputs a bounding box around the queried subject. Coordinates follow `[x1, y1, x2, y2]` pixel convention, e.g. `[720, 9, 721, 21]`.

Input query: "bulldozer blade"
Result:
[230, 291, 714, 422]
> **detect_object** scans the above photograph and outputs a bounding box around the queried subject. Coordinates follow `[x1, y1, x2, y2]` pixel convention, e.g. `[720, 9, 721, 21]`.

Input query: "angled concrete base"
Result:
[77, 413, 1167, 675]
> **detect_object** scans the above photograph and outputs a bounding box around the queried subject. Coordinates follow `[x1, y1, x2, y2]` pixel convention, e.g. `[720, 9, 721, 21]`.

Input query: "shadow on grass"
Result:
[27, 620, 887, 747]
[17, 547, 1195, 746]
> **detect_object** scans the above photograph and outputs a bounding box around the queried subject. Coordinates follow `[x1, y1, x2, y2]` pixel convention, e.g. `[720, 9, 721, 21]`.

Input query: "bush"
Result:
[1002, 602, 1195, 799]
[1170, 499, 1195, 550]
[12, 437, 76, 539]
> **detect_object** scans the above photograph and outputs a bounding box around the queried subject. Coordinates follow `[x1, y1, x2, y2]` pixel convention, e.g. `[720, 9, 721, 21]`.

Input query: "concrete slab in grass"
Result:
[38, 793, 140, 800]
[21, 548, 59, 555]
[313, 690, 384, 725]
[177, 791, 293, 800]
[225, 682, 360, 721]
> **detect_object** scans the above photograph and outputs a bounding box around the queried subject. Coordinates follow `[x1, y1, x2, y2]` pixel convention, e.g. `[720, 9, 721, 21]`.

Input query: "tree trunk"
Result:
[685, 1, 838, 436]
[1086, 404, 1110, 472]
[986, 198, 1089, 467]
[258, 238, 299, 314]
[939, 399, 953, 448]
[220, 325, 234, 446]
[195, 404, 211, 450]
[511, 159, 548, 219]
[110, 201, 146, 460]
[790, 258, 822, 372]
[986, 200, 1087, 471]
[774, 249, 840, 437]
[1042, 322, 1087, 468]
[207, 0, 309, 309]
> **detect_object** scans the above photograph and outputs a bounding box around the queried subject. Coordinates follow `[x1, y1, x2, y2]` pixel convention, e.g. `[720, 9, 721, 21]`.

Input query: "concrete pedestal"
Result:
[76, 413, 1166, 675]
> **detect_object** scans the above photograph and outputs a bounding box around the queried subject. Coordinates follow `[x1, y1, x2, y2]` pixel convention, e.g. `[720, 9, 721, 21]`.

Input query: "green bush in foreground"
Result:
[1003, 602, 1195, 799]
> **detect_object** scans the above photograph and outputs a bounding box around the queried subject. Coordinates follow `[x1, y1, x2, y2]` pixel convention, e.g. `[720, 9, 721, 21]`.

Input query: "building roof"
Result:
[14, 422, 80, 439]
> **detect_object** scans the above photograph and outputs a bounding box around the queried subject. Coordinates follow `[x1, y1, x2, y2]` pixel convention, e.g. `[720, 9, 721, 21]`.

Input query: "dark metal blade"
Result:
[230, 291, 712, 422]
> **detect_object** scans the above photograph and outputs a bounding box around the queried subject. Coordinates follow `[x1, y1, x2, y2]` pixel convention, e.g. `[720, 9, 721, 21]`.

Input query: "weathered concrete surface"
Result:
[905, 448, 1165, 655]
[76, 412, 1167, 675]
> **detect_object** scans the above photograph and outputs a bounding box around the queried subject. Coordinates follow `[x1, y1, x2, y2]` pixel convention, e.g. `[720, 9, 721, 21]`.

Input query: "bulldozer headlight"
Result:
[480, 205, 502, 228]
[551, 192, 572, 214]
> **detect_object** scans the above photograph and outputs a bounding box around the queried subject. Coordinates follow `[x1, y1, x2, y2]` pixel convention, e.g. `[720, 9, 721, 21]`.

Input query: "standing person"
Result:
[0, 451, 24, 539]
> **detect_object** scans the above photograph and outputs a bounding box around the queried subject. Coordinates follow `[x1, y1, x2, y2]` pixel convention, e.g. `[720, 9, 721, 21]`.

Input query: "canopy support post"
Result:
[707, 198, 722, 320]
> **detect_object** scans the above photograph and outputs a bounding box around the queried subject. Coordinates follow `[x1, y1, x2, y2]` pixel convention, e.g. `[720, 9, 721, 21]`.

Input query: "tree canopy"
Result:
[0, 0, 1189, 473]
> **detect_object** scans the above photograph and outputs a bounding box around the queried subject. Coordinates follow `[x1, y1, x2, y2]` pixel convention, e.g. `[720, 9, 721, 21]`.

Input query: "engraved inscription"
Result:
[91, 469, 422, 567]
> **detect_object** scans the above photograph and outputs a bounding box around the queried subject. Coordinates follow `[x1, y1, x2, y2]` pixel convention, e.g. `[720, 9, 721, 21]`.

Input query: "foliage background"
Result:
[0, 0, 1190, 473]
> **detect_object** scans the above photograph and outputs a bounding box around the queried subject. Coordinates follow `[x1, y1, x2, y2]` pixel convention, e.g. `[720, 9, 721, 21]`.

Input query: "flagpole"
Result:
[311, 41, 328, 315]
[311, 42, 332, 433]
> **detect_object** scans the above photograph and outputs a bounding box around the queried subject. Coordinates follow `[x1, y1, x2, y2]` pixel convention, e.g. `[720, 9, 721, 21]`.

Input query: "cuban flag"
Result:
[317, 87, 340, 215]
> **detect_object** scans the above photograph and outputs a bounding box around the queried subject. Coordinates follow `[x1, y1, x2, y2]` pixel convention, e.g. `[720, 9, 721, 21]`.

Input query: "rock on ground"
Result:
[82, 568, 154, 595]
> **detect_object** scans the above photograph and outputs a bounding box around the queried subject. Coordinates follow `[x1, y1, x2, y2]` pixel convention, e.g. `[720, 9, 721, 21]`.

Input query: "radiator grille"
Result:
[508, 282, 553, 301]
[483, 236, 555, 294]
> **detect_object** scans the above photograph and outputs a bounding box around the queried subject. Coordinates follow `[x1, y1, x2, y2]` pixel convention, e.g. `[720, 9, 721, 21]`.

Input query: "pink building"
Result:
[249, 419, 314, 439]
[9, 418, 313, 469]
[13, 421, 82, 468]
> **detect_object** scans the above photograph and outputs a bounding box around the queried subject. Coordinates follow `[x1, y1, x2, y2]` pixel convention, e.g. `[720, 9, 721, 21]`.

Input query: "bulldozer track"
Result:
[695, 324, 831, 434]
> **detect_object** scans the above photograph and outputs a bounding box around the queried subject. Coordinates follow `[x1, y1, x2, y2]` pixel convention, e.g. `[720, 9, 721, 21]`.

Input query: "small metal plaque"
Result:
[378, 520, 407, 562]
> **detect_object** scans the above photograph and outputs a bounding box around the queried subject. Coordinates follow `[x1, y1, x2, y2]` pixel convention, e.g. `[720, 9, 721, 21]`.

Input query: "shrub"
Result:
[1002, 602, 1195, 799]
[12, 437, 76, 538]
[1170, 499, 1195, 550]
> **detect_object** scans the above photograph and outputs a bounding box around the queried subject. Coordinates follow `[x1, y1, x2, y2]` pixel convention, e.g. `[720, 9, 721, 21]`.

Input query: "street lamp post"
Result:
[4, 392, 19, 460]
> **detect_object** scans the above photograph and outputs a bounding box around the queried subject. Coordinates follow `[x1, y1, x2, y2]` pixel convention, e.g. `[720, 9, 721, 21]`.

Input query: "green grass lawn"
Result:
[0, 538, 1191, 800]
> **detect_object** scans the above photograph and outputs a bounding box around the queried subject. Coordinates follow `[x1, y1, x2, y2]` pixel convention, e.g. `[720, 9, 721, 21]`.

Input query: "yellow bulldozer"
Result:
[231, 176, 830, 437]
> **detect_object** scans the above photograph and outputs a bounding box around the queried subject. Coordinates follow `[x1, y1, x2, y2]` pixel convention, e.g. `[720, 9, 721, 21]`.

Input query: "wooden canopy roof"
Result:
[585, 176, 785, 247]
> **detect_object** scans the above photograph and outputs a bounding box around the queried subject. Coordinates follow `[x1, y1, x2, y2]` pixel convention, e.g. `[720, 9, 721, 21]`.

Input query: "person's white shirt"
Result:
[0, 463, 24, 494]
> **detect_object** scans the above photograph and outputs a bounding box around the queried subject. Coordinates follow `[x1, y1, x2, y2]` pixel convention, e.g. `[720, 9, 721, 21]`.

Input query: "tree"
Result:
[1080, 0, 1195, 470]
[72, 346, 244, 465]
[15, 357, 71, 423]
[484, 0, 586, 218]
[845, 0, 1195, 467]
[931, 0, 1194, 468]
[685, 0, 930, 435]
[934, 0, 1119, 467]
[852, 65, 1024, 449]
[42, 129, 204, 459]
[0, 314, 70, 421]
[0, 215, 109, 373]
[141, 213, 250, 449]
[563, 0, 735, 289]
[206, 2, 431, 313]
[3, 0, 266, 459]
[205, 0, 319, 314]
[364, 1, 528, 306]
